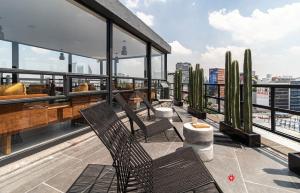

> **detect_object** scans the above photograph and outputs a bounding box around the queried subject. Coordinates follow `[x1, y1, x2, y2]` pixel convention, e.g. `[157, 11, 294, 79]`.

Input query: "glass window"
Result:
[151, 47, 165, 80]
[72, 55, 101, 75]
[1, 0, 107, 73]
[0, 40, 12, 68]
[0, 0, 108, 158]
[19, 44, 68, 72]
[113, 24, 147, 78]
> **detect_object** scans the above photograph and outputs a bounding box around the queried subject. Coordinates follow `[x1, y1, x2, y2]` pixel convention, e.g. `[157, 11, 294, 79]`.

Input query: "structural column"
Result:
[164, 53, 168, 80]
[12, 42, 19, 83]
[107, 20, 113, 105]
[146, 43, 152, 102]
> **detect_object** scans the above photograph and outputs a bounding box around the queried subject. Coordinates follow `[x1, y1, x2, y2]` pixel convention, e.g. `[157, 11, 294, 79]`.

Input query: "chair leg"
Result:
[173, 126, 184, 142]
[147, 108, 150, 119]
[129, 118, 135, 135]
[163, 131, 169, 141]
[144, 136, 148, 143]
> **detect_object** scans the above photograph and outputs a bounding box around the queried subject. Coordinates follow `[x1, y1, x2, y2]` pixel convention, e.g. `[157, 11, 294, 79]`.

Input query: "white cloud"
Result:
[289, 46, 300, 55]
[136, 11, 154, 26]
[144, 0, 166, 6]
[31, 47, 50, 54]
[169, 40, 192, 55]
[209, 3, 300, 44]
[199, 45, 246, 67]
[121, 0, 166, 9]
[124, 0, 139, 9]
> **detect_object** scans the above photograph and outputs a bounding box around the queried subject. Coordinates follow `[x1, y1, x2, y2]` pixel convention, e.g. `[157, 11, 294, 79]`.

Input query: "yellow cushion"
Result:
[0, 85, 6, 95]
[74, 83, 89, 92]
[2, 83, 26, 96]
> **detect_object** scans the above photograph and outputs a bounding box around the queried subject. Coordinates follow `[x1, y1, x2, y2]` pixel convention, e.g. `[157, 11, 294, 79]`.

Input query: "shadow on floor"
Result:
[255, 147, 288, 167]
[263, 168, 300, 179]
[273, 179, 300, 190]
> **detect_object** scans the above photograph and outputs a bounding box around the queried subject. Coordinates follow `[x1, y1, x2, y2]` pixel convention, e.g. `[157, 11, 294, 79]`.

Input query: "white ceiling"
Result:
[0, 0, 147, 60]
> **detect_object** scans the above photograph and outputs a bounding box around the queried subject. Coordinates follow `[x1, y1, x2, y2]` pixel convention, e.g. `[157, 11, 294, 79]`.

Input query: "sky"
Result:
[120, 0, 300, 78]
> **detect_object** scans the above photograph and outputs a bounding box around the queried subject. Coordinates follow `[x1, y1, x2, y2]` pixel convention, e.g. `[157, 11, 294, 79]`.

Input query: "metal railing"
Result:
[169, 81, 300, 143]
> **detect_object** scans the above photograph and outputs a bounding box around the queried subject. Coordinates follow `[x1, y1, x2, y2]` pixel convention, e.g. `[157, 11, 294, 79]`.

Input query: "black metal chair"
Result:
[114, 93, 183, 142]
[80, 102, 222, 193]
[135, 91, 183, 122]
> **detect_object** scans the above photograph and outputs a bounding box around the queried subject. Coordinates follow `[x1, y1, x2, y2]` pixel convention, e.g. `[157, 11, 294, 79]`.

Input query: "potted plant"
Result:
[187, 64, 206, 119]
[173, 69, 183, 106]
[289, 152, 300, 175]
[220, 50, 261, 147]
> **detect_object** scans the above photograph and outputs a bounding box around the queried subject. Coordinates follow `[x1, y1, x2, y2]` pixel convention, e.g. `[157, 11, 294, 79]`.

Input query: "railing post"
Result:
[133, 78, 136, 91]
[270, 87, 276, 132]
[217, 84, 221, 113]
[204, 84, 207, 109]
[63, 75, 70, 96]
[146, 43, 152, 102]
[106, 19, 113, 105]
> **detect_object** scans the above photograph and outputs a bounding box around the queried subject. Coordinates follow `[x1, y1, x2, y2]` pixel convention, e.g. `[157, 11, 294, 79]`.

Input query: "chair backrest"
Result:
[80, 102, 153, 192]
[136, 91, 156, 113]
[114, 93, 148, 134]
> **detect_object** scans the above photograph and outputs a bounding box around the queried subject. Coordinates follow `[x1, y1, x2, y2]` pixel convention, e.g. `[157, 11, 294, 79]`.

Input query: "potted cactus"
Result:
[187, 64, 206, 119]
[220, 50, 261, 147]
[173, 69, 183, 106]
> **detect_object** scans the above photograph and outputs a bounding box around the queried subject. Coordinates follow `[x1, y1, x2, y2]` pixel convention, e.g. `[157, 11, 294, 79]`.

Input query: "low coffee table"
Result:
[183, 122, 213, 162]
[155, 107, 173, 122]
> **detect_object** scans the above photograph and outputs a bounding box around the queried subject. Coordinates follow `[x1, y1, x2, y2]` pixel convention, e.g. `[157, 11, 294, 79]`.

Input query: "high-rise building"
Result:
[176, 62, 191, 84]
[209, 68, 225, 97]
[290, 79, 300, 111]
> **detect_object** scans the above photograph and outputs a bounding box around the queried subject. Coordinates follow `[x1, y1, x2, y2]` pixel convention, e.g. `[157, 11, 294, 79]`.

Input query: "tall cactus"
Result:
[231, 60, 240, 129]
[243, 49, 253, 133]
[188, 64, 204, 112]
[174, 69, 182, 102]
[224, 51, 232, 124]
[188, 66, 193, 106]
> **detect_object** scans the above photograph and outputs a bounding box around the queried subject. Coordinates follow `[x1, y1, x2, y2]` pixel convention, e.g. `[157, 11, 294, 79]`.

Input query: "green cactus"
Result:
[224, 51, 232, 124]
[243, 49, 253, 133]
[174, 69, 182, 102]
[188, 64, 204, 112]
[188, 66, 193, 106]
[231, 60, 241, 129]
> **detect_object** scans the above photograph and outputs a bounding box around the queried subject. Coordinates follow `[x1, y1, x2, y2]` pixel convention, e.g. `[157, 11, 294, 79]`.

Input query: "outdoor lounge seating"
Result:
[79, 102, 222, 193]
[114, 93, 183, 142]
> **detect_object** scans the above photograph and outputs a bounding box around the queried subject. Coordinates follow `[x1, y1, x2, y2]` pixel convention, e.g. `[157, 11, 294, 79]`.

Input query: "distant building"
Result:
[209, 68, 225, 97]
[290, 79, 300, 111]
[269, 77, 292, 110]
[176, 62, 191, 84]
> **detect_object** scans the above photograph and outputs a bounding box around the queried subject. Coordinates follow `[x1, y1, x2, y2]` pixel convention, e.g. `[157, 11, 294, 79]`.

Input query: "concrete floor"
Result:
[0, 108, 300, 193]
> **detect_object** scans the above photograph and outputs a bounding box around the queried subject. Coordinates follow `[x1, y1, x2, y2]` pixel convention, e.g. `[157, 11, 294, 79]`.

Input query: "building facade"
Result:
[176, 62, 191, 84]
[290, 79, 300, 111]
[209, 68, 225, 97]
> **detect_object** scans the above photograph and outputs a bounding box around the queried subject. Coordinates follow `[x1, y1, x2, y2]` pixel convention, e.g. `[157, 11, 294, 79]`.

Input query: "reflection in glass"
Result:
[151, 47, 165, 80]
[113, 24, 147, 78]
[0, 40, 12, 69]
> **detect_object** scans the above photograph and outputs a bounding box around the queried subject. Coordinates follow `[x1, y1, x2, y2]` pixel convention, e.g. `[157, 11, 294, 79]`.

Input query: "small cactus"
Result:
[230, 60, 240, 129]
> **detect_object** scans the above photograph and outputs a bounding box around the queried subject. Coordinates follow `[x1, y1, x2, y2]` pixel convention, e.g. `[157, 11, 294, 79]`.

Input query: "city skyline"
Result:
[121, 0, 300, 78]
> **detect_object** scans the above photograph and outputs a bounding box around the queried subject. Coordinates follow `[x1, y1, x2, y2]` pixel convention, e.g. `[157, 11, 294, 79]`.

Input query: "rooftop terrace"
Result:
[1, 106, 299, 193]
